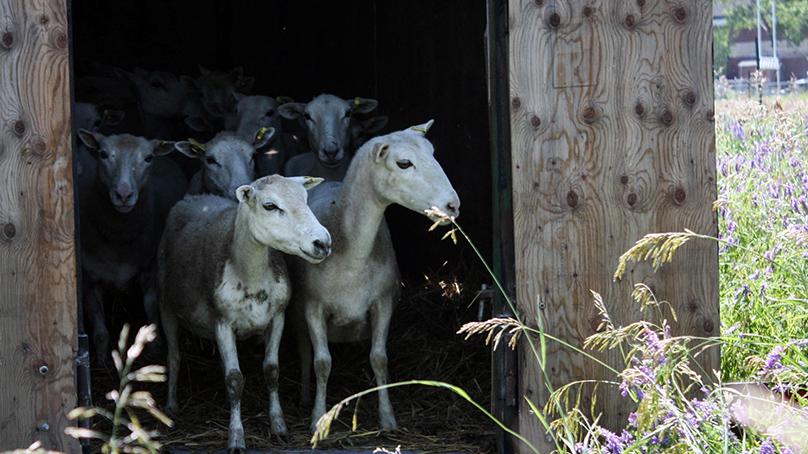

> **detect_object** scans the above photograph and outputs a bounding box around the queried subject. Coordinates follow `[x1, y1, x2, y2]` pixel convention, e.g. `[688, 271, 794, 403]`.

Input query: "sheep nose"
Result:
[312, 239, 331, 258]
[322, 145, 339, 160]
[116, 188, 133, 204]
[445, 201, 460, 218]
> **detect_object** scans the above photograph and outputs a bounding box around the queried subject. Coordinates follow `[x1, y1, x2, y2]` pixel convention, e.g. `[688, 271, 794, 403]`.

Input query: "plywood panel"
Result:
[508, 0, 717, 451]
[0, 0, 78, 451]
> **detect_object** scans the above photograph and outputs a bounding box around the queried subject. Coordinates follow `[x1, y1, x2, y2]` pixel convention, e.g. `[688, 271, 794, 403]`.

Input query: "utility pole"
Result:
[773, 0, 780, 92]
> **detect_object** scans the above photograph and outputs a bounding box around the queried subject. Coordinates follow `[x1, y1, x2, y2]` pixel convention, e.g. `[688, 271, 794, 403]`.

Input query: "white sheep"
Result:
[75, 130, 188, 364]
[158, 176, 331, 451]
[288, 120, 460, 431]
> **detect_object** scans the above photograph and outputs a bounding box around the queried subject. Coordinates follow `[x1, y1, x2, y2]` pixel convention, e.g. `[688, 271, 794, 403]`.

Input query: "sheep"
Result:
[157, 176, 332, 451]
[115, 67, 211, 139]
[278, 94, 378, 179]
[75, 130, 188, 365]
[231, 94, 300, 176]
[288, 120, 460, 431]
[284, 115, 389, 181]
[174, 128, 275, 200]
[193, 66, 255, 130]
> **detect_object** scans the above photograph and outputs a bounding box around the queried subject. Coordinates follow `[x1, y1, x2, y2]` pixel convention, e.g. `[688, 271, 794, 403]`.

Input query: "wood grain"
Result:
[0, 0, 78, 451]
[507, 0, 718, 451]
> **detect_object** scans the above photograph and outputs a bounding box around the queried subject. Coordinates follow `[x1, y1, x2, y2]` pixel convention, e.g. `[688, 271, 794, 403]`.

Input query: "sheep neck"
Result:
[230, 205, 271, 286]
[334, 164, 387, 264]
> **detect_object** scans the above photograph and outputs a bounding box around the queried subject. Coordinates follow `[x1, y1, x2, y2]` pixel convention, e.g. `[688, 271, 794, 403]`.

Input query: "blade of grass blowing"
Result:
[311, 380, 540, 454]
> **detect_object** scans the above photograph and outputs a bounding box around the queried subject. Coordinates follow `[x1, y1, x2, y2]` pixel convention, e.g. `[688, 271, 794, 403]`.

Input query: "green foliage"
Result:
[721, 0, 808, 46]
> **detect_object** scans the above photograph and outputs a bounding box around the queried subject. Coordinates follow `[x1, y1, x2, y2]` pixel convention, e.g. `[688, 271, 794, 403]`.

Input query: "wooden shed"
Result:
[0, 0, 717, 453]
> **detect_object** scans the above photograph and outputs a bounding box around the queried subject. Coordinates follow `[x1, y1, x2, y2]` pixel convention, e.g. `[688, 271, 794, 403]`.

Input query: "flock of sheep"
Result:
[73, 64, 461, 450]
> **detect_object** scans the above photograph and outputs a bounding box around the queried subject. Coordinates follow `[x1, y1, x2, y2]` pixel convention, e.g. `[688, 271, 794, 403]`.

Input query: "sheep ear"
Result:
[184, 115, 209, 132]
[288, 176, 324, 190]
[236, 185, 253, 204]
[102, 109, 125, 127]
[253, 127, 276, 150]
[372, 142, 390, 163]
[174, 141, 202, 158]
[352, 97, 378, 114]
[232, 91, 246, 103]
[152, 140, 176, 157]
[278, 102, 306, 120]
[409, 119, 434, 136]
[77, 129, 103, 151]
[361, 116, 388, 135]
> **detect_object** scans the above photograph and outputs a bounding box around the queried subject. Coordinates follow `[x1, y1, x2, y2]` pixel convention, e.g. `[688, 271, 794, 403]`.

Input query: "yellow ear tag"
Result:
[410, 126, 428, 134]
[255, 127, 270, 142]
[354, 97, 362, 106]
[187, 137, 206, 155]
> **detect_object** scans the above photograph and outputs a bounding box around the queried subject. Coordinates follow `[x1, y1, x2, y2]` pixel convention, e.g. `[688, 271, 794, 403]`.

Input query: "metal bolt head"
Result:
[38, 422, 50, 432]
[38, 364, 49, 375]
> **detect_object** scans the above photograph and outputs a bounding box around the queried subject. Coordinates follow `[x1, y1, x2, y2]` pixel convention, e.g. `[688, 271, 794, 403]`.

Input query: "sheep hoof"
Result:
[270, 418, 288, 439]
[379, 414, 398, 431]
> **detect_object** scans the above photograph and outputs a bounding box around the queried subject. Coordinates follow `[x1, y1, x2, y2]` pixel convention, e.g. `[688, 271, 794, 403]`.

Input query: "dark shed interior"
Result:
[71, 1, 496, 450]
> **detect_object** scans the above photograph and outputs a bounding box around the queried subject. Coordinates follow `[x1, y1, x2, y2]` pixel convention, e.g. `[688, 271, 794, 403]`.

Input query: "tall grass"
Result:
[313, 95, 808, 453]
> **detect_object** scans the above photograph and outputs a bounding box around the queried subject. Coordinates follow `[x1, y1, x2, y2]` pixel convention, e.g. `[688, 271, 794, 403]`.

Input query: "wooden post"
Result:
[508, 0, 717, 451]
[0, 0, 78, 452]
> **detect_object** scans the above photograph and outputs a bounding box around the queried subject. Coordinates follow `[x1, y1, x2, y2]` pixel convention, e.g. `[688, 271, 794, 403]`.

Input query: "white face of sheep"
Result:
[77, 131, 175, 213]
[195, 66, 254, 119]
[367, 120, 460, 224]
[175, 129, 275, 200]
[279, 94, 378, 166]
[116, 68, 190, 118]
[235, 176, 332, 263]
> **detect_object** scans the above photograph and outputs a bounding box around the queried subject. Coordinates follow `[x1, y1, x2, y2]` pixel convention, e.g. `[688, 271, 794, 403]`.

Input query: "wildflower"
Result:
[598, 427, 624, 454]
[759, 439, 775, 454]
[760, 345, 785, 376]
[627, 412, 638, 427]
[749, 270, 760, 280]
[731, 121, 746, 141]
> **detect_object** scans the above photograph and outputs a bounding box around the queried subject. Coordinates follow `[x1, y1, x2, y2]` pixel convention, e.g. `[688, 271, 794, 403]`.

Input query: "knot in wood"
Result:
[33, 137, 47, 154]
[673, 7, 687, 23]
[624, 14, 636, 29]
[582, 105, 597, 122]
[13, 120, 25, 136]
[706, 109, 715, 122]
[534, 0, 543, 6]
[55, 32, 67, 49]
[661, 109, 674, 125]
[3, 222, 16, 240]
[582, 6, 593, 17]
[566, 190, 579, 208]
[627, 193, 638, 207]
[637, 0, 646, 7]
[703, 319, 714, 333]
[548, 12, 561, 28]
[1, 32, 13, 49]
[620, 175, 629, 185]
[634, 102, 645, 116]
[39, 15, 50, 25]
[511, 97, 521, 111]
[674, 187, 687, 204]
[530, 115, 541, 128]
[684, 90, 697, 106]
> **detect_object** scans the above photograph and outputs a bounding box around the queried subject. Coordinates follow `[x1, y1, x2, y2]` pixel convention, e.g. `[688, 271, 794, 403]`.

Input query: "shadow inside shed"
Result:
[71, 0, 495, 451]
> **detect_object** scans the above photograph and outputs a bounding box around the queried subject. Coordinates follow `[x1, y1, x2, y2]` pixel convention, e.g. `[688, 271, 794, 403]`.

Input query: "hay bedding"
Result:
[89, 259, 496, 453]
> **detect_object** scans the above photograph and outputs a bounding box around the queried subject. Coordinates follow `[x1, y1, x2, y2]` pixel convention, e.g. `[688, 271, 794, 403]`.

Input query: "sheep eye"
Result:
[144, 154, 154, 163]
[303, 113, 313, 122]
[263, 202, 280, 212]
[344, 110, 352, 119]
[98, 150, 109, 159]
[265, 109, 275, 117]
[205, 157, 219, 166]
[396, 160, 413, 169]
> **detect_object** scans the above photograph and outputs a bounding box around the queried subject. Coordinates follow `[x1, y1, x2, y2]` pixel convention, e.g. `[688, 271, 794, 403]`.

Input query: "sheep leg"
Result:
[215, 322, 246, 452]
[263, 312, 288, 438]
[297, 323, 313, 406]
[306, 306, 331, 433]
[85, 283, 109, 367]
[370, 301, 397, 430]
[159, 303, 181, 415]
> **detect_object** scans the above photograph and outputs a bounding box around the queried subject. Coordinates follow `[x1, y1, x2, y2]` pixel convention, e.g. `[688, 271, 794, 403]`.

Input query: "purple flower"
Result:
[598, 428, 624, 454]
[731, 121, 746, 141]
[759, 439, 775, 454]
[761, 345, 785, 375]
[627, 412, 638, 427]
[749, 270, 761, 280]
